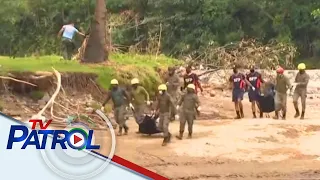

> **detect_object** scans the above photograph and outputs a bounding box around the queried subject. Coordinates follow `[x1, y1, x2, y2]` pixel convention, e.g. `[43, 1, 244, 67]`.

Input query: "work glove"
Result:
[197, 106, 202, 112]
[251, 87, 256, 91]
[129, 103, 134, 110]
[146, 101, 151, 105]
[100, 106, 105, 112]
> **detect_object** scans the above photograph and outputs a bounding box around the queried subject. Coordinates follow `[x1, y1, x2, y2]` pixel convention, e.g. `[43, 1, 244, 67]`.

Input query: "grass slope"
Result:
[0, 54, 181, 93]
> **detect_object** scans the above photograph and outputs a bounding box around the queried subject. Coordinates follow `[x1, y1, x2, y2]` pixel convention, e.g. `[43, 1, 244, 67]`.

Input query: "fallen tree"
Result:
[189, 39, 297, 70]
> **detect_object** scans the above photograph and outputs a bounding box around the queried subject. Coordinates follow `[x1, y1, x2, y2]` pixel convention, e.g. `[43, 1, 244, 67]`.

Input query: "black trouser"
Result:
[62, 38, 75, 60]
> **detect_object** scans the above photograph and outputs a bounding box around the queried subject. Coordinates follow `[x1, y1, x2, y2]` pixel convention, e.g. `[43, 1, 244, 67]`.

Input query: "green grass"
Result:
[0, 53, 181, 90]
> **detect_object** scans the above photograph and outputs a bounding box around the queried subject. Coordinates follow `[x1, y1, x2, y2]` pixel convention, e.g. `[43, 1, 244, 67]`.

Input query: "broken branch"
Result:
[36, 68, 61, 117]
[0, 76, 37, 86]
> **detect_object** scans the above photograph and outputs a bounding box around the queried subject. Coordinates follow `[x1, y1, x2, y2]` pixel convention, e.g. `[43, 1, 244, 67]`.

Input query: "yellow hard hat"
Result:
[297, 63, 306, 70]
[158, 84, 167, 91]
[187, 84, 195, 90]
[110, 79, 119, 85]
[131, 78, 139, 85]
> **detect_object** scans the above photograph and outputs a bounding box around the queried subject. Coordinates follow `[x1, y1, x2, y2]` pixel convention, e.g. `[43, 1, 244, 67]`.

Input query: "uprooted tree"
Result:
[196, 39, 297, 70]
[82, 0, 108, 63]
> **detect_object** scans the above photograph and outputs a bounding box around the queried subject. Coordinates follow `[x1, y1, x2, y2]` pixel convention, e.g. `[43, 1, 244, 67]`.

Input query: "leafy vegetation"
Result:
[0, 0, 319, 63]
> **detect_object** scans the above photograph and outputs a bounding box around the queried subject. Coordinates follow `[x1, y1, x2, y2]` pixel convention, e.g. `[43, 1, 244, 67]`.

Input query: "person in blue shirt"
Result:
[57, 21, 85, 60]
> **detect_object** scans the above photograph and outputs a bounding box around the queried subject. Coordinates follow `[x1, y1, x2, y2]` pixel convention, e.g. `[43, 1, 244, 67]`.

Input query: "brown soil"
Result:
[111, 94, 320, 179]
[3, 73, 320, 179]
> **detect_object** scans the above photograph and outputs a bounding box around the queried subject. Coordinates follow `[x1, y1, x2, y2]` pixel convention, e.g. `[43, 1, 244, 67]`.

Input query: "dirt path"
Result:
[12, 91, 320, 179]
[106, 95, 320, 179]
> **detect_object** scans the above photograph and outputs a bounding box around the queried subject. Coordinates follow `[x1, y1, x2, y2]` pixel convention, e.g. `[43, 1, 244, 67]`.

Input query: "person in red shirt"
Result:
[229, 66, 254, 119]
[246, 66, 265, 118]
[183, 66, 203, 95]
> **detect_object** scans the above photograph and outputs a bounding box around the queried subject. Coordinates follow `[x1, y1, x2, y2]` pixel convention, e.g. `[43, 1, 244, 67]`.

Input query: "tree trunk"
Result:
[82, 0, 108, 63]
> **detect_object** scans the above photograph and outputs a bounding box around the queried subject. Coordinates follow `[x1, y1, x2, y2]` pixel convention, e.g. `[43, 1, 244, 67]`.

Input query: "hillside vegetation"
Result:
[0, 53, 180, 92]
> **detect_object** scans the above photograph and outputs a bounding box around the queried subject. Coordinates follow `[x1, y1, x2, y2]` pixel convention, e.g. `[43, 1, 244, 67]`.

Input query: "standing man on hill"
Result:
[165, 67, 181, 121]
[293, 63, 310, 119]
[57, 20, 86, 60]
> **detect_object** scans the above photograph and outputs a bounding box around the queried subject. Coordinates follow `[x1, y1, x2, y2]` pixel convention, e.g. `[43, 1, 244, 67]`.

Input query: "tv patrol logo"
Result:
[6, 118, 116, 180]
[6, 119, 99, 150]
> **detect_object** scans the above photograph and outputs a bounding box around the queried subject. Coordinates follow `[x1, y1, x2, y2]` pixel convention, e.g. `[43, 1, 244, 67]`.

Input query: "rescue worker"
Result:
[155, 84, 176, 146]
[101, 79, 131, 136]
[57, 20, 86, 60]
[165, 67, 181, 121]
[273, 67, 293, 120]
[176, 84, 200, 140]
[293, 63, 310, 119]
[229, 66, 255, 119]
[130, 78, 151, 125]
[183, 66, 203, 95]
[246, 65, 265, 118]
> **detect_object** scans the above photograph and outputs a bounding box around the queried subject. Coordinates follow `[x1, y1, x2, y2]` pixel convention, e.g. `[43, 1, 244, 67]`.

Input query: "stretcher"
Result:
[138, 114, 162, 135]
[130, 106, 162, 135]
[257, 94, 275, 113]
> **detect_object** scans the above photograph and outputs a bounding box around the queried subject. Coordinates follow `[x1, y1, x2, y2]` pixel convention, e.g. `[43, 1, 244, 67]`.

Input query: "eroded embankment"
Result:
[1, 72, 106, 99]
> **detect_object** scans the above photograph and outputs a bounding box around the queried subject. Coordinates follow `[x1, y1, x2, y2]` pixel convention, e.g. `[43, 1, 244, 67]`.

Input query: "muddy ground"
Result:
[3, 71, 320, 179]
[98, 93, 320, 180]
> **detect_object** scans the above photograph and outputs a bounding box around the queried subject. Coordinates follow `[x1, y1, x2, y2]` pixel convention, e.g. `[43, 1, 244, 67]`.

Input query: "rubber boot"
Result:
[300, 111, 305, 120]
[117, 127, 123, 136]
[235, 111, 241, 119]
[187, 132, 192, 139]
[168, 133, 172, 143]
[282, 111, 286, 120]
[294, 105, 300, 118]
[162, 137, 168, 146]
[253, 112, 257, 118]
[240, 108, 244, 118]
[273, 111, 279, 120]
[124, 126, 129, 135]
[259, 111, 263, 118]
[176, 132, 183, 140]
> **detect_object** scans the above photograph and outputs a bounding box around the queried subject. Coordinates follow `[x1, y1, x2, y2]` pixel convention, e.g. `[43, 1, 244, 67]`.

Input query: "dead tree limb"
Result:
[32, 68, 61, 122]
[0, 76, 37, 86]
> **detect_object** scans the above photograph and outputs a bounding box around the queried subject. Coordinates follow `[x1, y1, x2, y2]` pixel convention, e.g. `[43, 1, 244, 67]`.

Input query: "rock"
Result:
[38, 99, 46, 106]
[209, 90, 216, 97]
[42, 93, 50, 102]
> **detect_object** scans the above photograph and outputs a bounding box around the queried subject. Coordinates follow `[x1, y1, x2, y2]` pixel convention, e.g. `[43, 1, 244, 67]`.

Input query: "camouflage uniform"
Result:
[176, 91, 200, 139]
[130, 86, 150, 124]
[102, 87, 130, 135]
[274, 74, 292, 119]
[293, 72, 310, 119]
[156, 92, 176, 145]
[166, 70, 181, 121]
